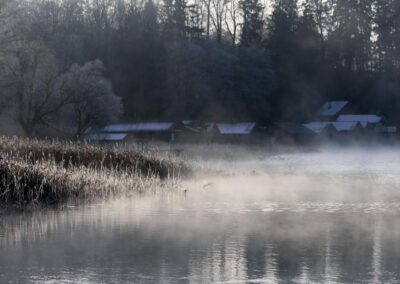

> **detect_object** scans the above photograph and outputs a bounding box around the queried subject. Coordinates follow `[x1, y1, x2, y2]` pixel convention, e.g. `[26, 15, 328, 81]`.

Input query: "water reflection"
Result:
[1, 199, 400, 283]
[3, 148, 400, 283]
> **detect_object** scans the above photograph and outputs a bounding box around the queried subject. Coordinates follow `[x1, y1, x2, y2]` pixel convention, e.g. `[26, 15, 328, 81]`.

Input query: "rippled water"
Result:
[2, 148, 400, 283]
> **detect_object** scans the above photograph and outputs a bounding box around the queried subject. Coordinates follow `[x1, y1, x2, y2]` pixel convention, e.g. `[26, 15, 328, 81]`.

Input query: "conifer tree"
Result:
[239, 0, 264, 47]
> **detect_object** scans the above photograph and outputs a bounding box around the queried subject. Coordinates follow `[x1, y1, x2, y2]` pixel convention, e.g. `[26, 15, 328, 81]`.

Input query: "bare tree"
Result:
[0, 40, 73, 136]
[202, 0, 212, 39]
[210, 0, 226, 43]
[1, 39, 121, 137]
[224, 0, 239, 47]
[0, 0, 25, 55]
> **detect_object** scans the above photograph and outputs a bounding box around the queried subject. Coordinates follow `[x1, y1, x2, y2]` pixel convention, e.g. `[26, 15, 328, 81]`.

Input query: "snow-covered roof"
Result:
[217, 123, 256, 135]
[182, 120, 193, 126]
[318, 101, 349, 116]
[86, 133, 127, 141]
[303, 121, 360, 133]
[303, 122, 330, 133]
[332, 121, 359, 131]
[103, 122, 174, 133]
[336, 115, 382, 127]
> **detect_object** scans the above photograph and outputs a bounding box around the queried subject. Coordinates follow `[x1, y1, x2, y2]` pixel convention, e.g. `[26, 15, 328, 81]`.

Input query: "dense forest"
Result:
[1, 0, 400, 137]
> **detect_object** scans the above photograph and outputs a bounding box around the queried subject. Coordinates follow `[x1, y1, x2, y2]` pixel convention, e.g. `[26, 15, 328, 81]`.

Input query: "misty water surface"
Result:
[2, 147, 400, 283]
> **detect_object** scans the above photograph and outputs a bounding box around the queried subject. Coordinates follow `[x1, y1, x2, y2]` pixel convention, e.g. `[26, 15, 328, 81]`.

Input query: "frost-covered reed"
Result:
[0, 137, 190, 178]
[0, 137, 188, 207]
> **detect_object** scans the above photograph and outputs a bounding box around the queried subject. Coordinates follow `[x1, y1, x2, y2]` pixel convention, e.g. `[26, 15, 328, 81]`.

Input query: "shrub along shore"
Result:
[0, 137, 190, 207]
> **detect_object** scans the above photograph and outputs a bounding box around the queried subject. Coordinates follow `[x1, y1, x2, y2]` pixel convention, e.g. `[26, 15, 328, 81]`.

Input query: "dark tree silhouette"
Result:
[1, 0, 400, 137]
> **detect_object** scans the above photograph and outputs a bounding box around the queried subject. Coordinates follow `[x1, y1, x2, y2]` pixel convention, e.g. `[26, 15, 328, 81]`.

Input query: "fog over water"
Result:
[2, 147, 400, 283]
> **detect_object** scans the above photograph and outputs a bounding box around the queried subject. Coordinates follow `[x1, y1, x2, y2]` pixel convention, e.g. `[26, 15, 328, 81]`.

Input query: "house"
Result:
[320, 123, 339, 138]
[87, 122, 179, 142]
[336, 114, 383, 127]
[274, 100, 355, 143]
[301, 100, 398, 139]
[103, 122, 175, 133]
[303, 121, 330, 134]
[217, 123, 256, 135]
[105, 122, 178, 141]
[304, 121, 363, 134]
[85, 132, 128, 142]
[331, 121, 363, 132]
[301, 110, 397, 141]
[213, 122, 259, 142]
[317, 101, 350, 121]
[175, 120, 204, 142]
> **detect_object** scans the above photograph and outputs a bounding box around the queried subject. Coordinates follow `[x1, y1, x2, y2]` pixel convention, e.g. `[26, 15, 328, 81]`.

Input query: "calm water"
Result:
[2, 148, 400, 283]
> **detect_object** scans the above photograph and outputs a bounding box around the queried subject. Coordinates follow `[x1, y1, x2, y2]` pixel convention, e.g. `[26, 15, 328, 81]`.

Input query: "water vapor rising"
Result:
[2, 146, 400, 283]
[183, 145, 400, 204]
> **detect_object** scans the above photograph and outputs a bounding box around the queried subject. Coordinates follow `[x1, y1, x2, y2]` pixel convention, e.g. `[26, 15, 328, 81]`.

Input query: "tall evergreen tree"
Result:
[136, 0, 166, 119]
[162, 0, 187, 40]
[142, 0, 159, 40]
[173, 0, 187, 39]
[372, 0, 400, 122]
[267, 0, 298, 64]
[327, 0, 373, 72]
[374, 0, 400, 74]
[296, 0, 323, 77]
[374, 0, 394, 73]
[239, 0, 264, 47]
[294, 0, 327, 119]
[266, 0, 299, 120]
[300, 0, 330, 50]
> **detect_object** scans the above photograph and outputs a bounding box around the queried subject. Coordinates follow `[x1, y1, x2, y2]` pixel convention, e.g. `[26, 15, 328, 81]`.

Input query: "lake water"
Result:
[2, 148, 400, 283]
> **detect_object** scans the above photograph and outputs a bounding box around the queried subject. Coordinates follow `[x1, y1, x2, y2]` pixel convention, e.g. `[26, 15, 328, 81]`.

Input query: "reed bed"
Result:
[0, 137, 191, 178]
[0, 159, 177, 206]
[0, 136, 188, 207]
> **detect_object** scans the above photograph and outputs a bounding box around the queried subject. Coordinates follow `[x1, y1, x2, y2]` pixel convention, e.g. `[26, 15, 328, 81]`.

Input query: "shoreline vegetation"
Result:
[0, 137, 190, 208]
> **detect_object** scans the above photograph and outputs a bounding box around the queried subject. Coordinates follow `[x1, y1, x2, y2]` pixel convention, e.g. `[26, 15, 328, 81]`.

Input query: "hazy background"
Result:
[0, 0, 400, 138]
